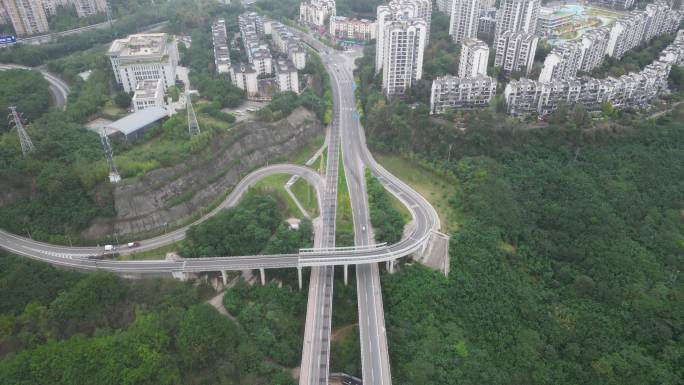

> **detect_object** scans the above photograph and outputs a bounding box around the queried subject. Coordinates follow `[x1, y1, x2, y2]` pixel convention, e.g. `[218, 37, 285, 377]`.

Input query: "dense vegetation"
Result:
[182, 194, 313, 258]
[366, 170, 406, 244]
[0, 67, 115, 244]
[0, 252, 297, 385]
[0, 70, 50, 132]
[223, 279, 307, 367]
[378, 107, 684, 384]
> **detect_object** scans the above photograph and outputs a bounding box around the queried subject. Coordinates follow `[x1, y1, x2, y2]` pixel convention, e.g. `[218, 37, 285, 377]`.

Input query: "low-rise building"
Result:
[536, 6, 575, 37]
[585, 0, 634, 10]
[230, 62, 259, 97]
[271, 22, 307, 70]
[212, 19, 231, 74]
[275, 59, 299, 93]
[430, 75, 497, 114]
[329, 16, 377, 41]
[132, 79, 165, 112]
[106, 107, 169, 143]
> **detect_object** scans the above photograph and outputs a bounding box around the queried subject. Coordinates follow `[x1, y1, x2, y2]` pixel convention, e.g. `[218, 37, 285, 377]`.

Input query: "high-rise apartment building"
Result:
[2, 0, 49, 36]
[380, 18, 427, 97]
[494, 0, 539, 38]
[538, 42, 583, 82]
[107, 33, 178, 93]
[436, 0, 452, 13]
[458, 38, 489, 78]
[579, 27, 609, 72]
[73, 0, 106, 17]
[607, 2, 680, 59]
[448, 0, 479, 43]
[375, 0, 430, 74]
[494, 31, 537, 75]
[299, 0, 336, 27]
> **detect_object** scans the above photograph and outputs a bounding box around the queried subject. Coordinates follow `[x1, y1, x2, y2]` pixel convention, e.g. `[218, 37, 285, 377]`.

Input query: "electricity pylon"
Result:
[186, 92, 200, 136]
[8, 106, 34, 157]
[100, 128, 121, 183]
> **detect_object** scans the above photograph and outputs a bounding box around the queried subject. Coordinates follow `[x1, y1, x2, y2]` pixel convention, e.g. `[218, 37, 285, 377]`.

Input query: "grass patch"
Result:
[336, 151, 354, 246]
[319, 147, 327, 175]
[117, 242, 180, 260]
[290, 177, 319, 217]
[288, 134, 325, 165]
[374, 153, 459, 233]
[251, 174, 303, 219]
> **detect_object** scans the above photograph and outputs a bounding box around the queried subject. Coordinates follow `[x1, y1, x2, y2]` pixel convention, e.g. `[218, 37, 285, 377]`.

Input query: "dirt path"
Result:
[331, 323, 358, 342]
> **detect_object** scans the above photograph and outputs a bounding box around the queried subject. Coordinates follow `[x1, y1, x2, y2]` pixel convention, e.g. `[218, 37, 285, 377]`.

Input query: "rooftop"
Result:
[133, 79, 162, 99]
[108, 107, 168, 136]
[108, 33, 170, 58]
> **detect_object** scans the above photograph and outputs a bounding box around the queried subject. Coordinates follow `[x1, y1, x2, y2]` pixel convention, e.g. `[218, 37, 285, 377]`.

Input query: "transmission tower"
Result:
[100, 129, 121, 183]
[186, 92, 201, 136]
[8, 106, 34, 157]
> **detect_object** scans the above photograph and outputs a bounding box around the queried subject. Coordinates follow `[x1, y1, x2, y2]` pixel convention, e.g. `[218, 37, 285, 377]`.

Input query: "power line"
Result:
[8, 106, 34, 157]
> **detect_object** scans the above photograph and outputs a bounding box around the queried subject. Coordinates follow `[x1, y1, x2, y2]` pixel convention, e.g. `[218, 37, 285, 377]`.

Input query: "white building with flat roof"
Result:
[380, 18, 427, 97]
[329, 16, 376, 41]
[275, 59, 299, 93]
[430, 75, 497, 114]
[459, 38, 489, 78]
[212, 19, 231, 74]
[132, 79, 165, 112]
[230, 62, 259, 97]
[107, 33, 178, 93]
[376, 0, 430, 74]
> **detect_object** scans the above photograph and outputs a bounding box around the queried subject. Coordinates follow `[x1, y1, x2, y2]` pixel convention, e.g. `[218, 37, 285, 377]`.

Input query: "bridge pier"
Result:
[386, 260, 395, 274]
[260, 268, 266, 285]
[298, 267, 303, 290]
[221, 270, 228, 286]
[343, 264, 348, 285]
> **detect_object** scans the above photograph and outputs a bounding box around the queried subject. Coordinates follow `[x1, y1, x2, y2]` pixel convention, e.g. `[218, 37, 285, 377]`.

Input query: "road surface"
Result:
[0, 64, 70, 110]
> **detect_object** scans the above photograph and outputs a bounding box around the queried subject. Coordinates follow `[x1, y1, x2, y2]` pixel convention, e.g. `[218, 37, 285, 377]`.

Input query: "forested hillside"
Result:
[381, 109, 684, 384]
[0, 252, 298, 385]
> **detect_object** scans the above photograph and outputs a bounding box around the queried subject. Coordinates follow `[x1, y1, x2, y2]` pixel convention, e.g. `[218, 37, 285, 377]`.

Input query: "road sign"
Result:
[0, 35, 16, 46]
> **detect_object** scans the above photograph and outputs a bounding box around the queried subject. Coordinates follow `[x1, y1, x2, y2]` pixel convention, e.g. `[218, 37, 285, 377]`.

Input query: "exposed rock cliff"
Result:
[82, 107, 321, 240]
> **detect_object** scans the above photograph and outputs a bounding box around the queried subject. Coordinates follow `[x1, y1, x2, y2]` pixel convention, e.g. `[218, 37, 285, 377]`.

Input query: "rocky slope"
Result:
[82, 107, 322, 240]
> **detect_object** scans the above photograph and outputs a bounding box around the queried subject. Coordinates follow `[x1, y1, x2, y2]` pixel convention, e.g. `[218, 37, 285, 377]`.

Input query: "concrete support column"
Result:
[389, 260, 394, 274]
[221, 270, 228, 286]
[260, 268, 266, 285]
[298, 267, 303, 290]
[343, 264, 348, 285]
